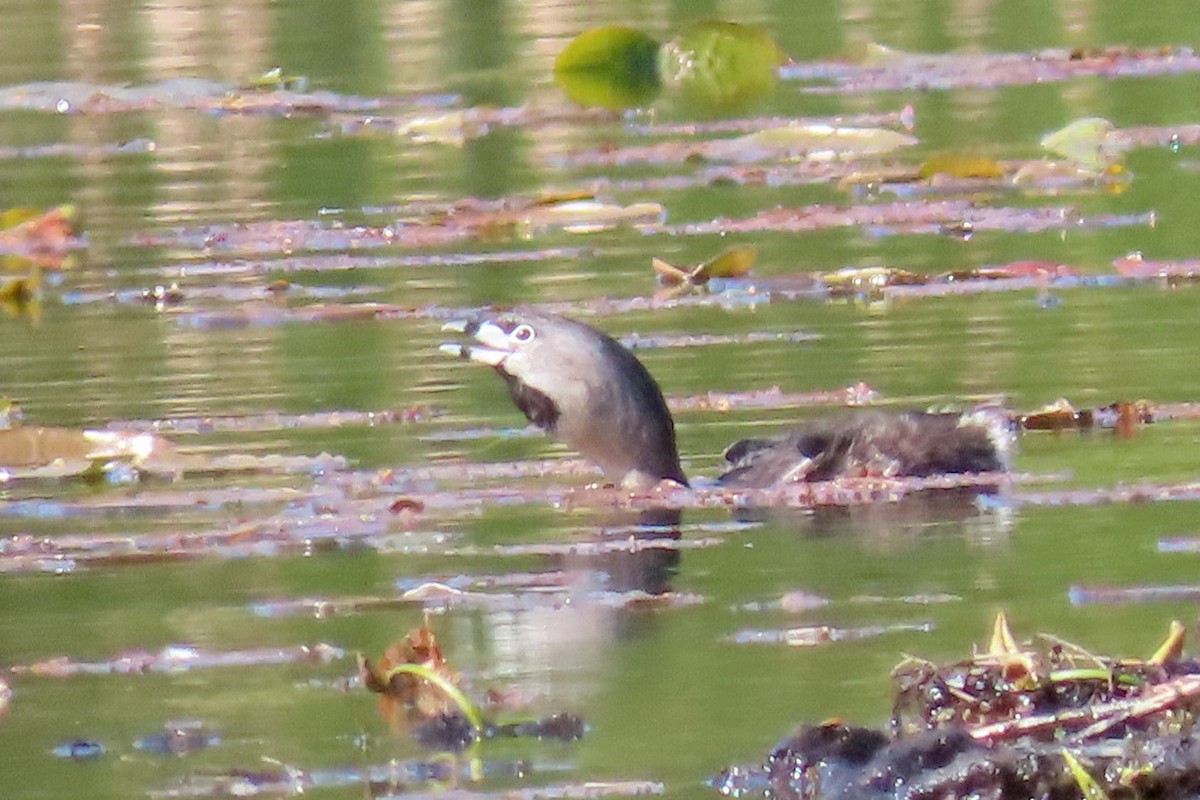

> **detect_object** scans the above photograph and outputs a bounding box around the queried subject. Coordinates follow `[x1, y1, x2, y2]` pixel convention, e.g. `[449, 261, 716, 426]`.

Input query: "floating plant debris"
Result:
[737, 591, 956, 614]
[11, 642, 344, 678]
[0, 268, 40, 319]
[488, 713, 587, 742]
[327, 104, 618, 145]
[51, 739, 106, 760]
[1112, 252, 1200, 282]
[0, 495, 397, 574]
[852, 592, 962, 606]
[739, 591, 830, 613]
[1012, 478, 1200, 508]
[918, 153, 1006, 180]
[652, 244, 757, 295]
[667, 383, 880, 413]
[1068, 583, 1200, 606]
[1160, 538, 1200, 553]
[661, 199, 1154, 238]
[0, 205, 82, 257]
[443, 537, 722, 560]
[153, 772, 660, 800]
[1040, 117, 1125, 171]
[623, 108, 914, 137]
[126, 242, 1200, 342]
[173, 301, 414, 329]
[359, 618, 590, 751]
[730, 620, 933, 647]
[782, 44, 1200, 94]
[239, 66, 308, 93]
[620, 330, 817, 350]
[0, 137, 155, 161]
[714, 614, 1200, 800]
[0, 78, 383, 115]
[0, 425, 183, 478]
[134, 720, 221, 756]
[0, 484, 306, 520]
[705, 124, 918, 163]
[106, 406, 438, 436]
[414, 711, 588, 751]
[131, 196, 662, 257]
[251, 595, 418, 619]
[556, 128, 916, 168]
[1019, 398, 1151, 435]
[136, 246, 588, 280]
[359, 617, 481, 738]
[820, 266, 926, 296]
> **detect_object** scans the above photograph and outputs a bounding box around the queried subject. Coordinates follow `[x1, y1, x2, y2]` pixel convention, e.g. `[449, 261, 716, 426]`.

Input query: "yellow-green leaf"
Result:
[919, 153, 1005, 179]
[697, 245, 757, 281]
[1040, 117, 1123, 172]
[659, 21, 783, 113]
[1062, 749, 1110, 800]
[554, 26, 662, 110]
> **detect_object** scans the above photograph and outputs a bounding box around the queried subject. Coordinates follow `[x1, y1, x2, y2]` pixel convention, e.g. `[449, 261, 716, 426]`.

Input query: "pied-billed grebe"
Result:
[441, 311, 1011, 490]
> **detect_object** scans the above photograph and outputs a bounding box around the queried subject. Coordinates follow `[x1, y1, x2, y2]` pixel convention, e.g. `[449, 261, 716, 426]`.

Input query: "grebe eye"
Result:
[511, 324, 536, 342]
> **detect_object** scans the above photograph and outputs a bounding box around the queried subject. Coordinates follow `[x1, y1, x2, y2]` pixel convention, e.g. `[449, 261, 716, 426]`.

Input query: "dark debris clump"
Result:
[714, 614, 1200, 800]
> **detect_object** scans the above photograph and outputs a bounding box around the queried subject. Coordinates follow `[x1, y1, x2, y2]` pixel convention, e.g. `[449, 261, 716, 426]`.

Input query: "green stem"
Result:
[383, 663, 484, 732]
[1048, 668, 1141, 686]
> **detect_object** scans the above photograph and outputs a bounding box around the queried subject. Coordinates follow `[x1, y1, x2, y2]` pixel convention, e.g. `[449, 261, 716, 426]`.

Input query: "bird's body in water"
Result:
[441, 311, 1011, 490]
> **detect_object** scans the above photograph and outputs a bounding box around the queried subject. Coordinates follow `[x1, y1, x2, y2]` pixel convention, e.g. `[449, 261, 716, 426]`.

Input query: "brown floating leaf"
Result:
[1112, 253, 1200, 281]
[940, 260, 1078, 282]
[1018, 398, 1152, 433]
[359, 617, 468, 730]
[1019, 398, 1090, 431]
[653, 244, 757, 292]
[0, 205, 79, 256]
[0, 426, 178, 472]
[651, 257, 693, 287]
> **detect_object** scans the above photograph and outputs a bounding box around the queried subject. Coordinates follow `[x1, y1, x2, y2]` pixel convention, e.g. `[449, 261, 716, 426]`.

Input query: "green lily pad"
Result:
[659, 21, 783, 113]
[554, 25, 662, 110]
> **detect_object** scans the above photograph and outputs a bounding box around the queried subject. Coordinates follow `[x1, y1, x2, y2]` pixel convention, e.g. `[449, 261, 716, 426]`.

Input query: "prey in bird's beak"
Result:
[439, 318, 520, 367]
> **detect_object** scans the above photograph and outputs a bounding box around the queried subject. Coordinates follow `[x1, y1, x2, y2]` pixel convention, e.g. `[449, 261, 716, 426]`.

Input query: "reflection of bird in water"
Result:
[441, 310, 1011, 490]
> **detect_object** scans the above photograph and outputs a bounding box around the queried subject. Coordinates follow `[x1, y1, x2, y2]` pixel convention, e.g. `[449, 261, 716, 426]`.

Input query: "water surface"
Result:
[5, 2, 1200, 799]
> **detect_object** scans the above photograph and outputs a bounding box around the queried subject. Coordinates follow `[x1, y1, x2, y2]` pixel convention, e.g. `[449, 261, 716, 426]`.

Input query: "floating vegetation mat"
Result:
[713, 614, 1200, 800]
